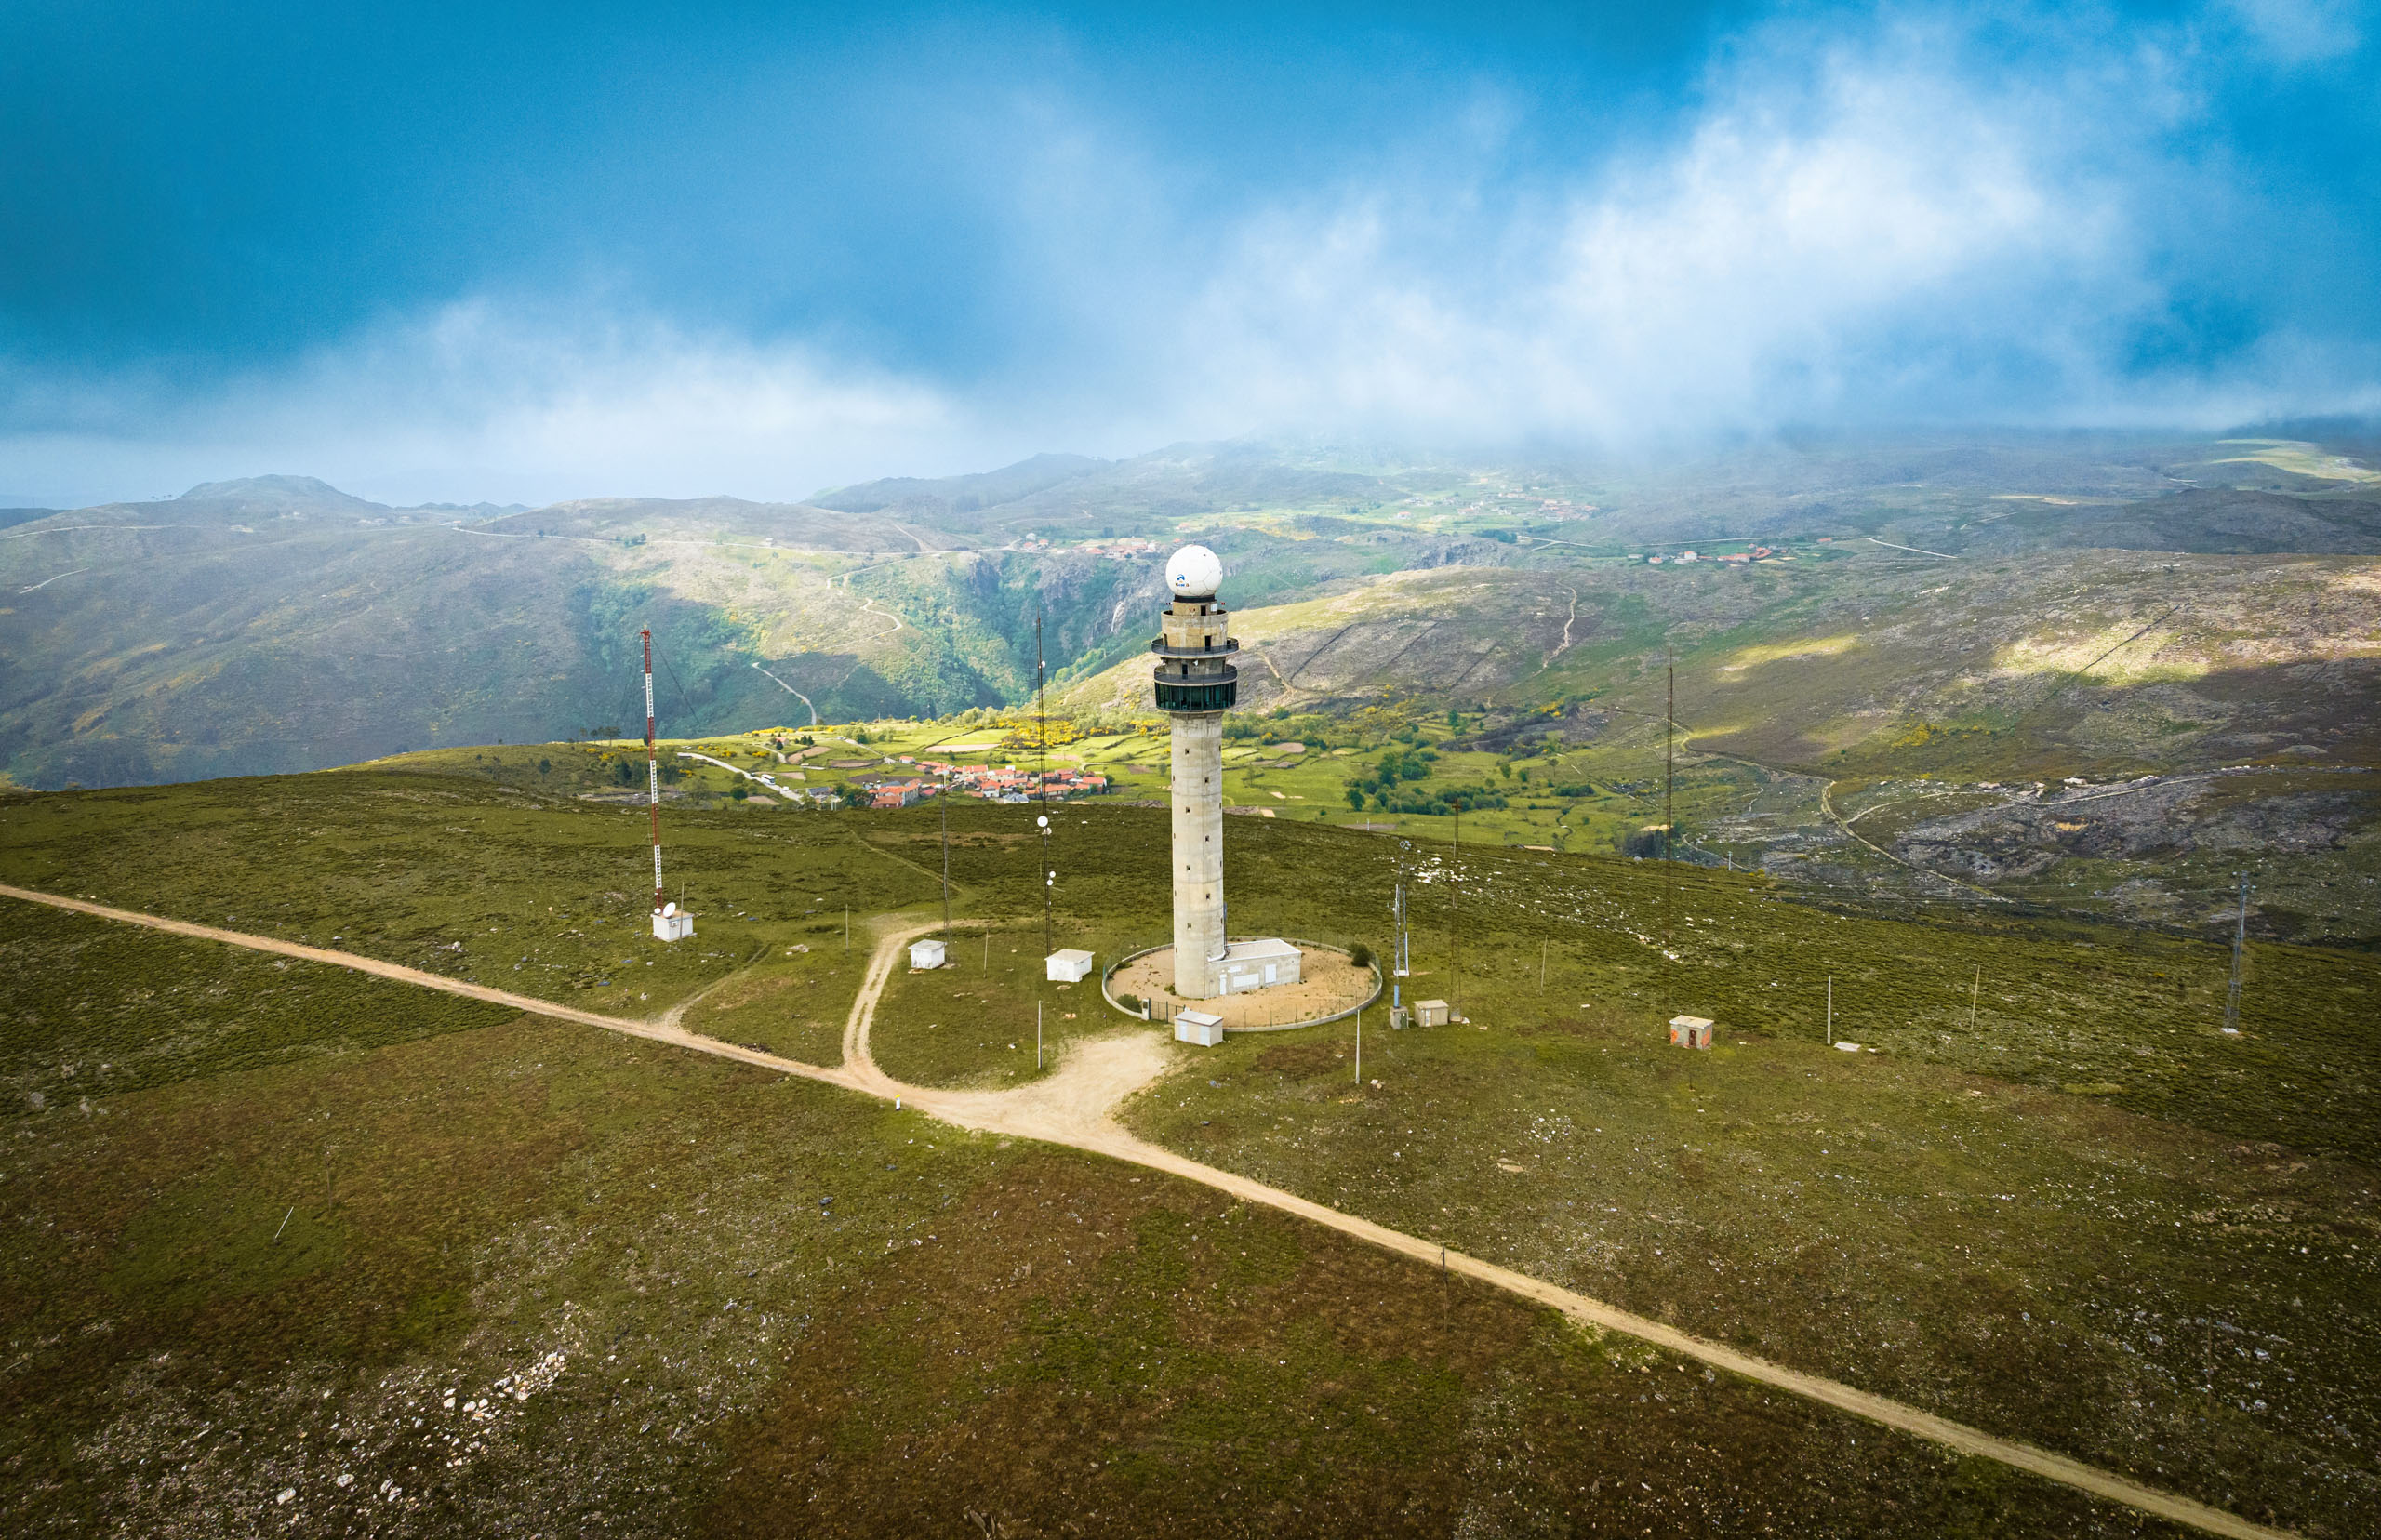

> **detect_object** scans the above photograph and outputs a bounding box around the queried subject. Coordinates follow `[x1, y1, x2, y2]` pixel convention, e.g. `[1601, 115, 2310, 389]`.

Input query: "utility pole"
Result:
[2225, 874, 2250, 1032]
[1664, 658, 1675, 959]
[1036, 608, 1046, 808]
[1969, 965, 1981, 1030]
[939, 791, 951, 939]
[1355, 1005, 1362, 1085]
[642, 628, 663, 914]
[1451, 796, 1463, 1023]
[1826, 975, 1833, 1045]
[1036, 1002, 1044, 1071]
[1390, 839, 1411, 1029]
[1038, 813, 1053, 959]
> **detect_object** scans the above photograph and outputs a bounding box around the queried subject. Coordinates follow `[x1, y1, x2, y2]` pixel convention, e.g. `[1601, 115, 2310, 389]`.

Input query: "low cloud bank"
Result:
[3, 1, 2375, 504]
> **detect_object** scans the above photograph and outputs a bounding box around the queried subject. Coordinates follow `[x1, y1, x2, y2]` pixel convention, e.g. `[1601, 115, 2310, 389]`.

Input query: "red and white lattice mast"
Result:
[644, 627, 694, 942]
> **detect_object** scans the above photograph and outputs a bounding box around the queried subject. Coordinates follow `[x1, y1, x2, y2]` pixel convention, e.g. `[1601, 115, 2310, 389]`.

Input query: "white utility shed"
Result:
[1217, 938, 1301, 995]
[1173, 1010, 1226, 1047]
[1045, 949, 1096, 983]
[652, 904, 695, 942]
[909, 938, 947, 970]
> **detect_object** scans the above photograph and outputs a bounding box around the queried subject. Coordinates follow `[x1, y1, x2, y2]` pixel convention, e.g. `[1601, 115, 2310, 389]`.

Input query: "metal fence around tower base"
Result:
[1100, 938, 1381, 1031]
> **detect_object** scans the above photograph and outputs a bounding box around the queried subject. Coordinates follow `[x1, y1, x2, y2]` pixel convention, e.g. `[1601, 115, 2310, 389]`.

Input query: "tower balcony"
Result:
[1148, 636, 1242, 659]
[1153, 664, 1238, 713]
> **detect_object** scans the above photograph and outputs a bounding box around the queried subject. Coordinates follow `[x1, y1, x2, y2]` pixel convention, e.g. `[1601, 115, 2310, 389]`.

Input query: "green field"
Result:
[4, 894, 2191, 1538]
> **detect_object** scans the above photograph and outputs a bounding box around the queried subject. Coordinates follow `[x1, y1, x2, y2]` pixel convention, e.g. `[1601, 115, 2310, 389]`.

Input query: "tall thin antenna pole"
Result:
[2224, 874, 2250, 1032]
[1036, 609, 1046, 806]
[1665, 658, 1675, 960]
[939, 791, 951, 938]
[1037, 608, 1053, 962]
[643, 628, 662, 913]
[1451, 798, 1463, 1024]
[1826, 975, 1833, 1045]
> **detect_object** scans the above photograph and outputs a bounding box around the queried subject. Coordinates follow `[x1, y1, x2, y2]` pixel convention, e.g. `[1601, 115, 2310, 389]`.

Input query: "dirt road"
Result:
[0, 884, 868, 1095]
[2, 883, 2295, 1540]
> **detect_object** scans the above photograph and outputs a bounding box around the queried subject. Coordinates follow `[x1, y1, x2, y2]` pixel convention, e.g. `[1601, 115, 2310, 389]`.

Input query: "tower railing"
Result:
[1153, 670, 1237, 711]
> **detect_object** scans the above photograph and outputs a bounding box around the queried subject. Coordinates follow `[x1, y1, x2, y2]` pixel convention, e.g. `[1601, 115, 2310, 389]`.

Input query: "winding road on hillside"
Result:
[0, 882, 2297, 1540]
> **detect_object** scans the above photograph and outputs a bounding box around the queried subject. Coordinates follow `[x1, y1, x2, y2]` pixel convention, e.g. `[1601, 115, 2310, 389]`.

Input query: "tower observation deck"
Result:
[1153, 544, 1236, 997]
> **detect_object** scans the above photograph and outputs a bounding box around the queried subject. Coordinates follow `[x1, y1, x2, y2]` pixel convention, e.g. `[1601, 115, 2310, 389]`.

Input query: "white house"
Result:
[909, 938, 947, 970]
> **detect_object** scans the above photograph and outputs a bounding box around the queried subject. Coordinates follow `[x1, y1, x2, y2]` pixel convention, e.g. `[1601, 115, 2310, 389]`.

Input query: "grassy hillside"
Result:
[1048, 538, 2381, 940]
[872, 800, 2381, 1536]
[2, 779, 2227, 1537]
[7, 431, 2375, 795]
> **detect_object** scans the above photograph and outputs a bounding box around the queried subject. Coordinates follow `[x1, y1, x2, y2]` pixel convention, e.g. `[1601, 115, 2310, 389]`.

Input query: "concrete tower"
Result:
[1152, 544, 1236, 999]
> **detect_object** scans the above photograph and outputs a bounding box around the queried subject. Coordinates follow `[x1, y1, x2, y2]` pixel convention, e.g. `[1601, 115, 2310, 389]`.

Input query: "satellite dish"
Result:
[1165, 544, 1223, 598]
[662, 902, 677, 916]
[1035, 815, 1049, 828]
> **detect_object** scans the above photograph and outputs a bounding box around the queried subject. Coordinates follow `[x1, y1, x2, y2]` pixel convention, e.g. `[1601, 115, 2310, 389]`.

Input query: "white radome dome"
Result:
[1166, 544, 1224, 598]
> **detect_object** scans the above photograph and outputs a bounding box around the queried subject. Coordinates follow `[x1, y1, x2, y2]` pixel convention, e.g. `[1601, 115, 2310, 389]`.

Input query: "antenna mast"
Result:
[2224, 873, 2250, 1032]
[1663, 656, 1676, 1021]
[1036, 609, 1047, 805]
[644, 627, 663, 911]
[1665, 658, 1675, 952]
[644, 630, 694, 942]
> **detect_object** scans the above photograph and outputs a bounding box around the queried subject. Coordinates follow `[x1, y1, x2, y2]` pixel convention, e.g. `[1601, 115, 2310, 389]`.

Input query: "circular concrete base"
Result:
[1105, 941, 1379, 1031]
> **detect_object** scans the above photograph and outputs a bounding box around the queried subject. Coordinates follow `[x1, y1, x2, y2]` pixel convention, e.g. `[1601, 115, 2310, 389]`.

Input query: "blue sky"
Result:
[2, 1, 2376, 504]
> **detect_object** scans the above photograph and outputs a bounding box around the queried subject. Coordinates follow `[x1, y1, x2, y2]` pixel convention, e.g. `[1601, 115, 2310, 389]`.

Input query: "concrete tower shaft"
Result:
[1169, 710, 1226, 996]
[1152, 546, 1236, 999]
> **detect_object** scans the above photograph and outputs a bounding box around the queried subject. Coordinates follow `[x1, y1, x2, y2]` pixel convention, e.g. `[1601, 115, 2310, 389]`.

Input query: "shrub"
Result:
[1622, 825, 1669, 859]
[1348, 943, 1373, 970]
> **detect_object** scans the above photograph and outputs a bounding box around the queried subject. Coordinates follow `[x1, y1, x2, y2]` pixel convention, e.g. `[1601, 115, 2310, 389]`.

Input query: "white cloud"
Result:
[0, 301, 995, 506]
[2220, 0, 2364, 61]
[1156, 13, 2188, 441]
[3, 1, 2374, 505]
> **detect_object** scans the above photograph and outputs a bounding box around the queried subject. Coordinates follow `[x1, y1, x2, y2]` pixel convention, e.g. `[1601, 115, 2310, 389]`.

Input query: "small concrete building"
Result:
[1669, 1015, 1714, 1050]
[1045, 948, 1097, 983]
[1173, 1009, 1226, 1047]
[1217, 938, 1301, 995]
[908, 938, 947, 970]
[652, 903, 695, 943]
[1415, 998, 1451, 1028]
